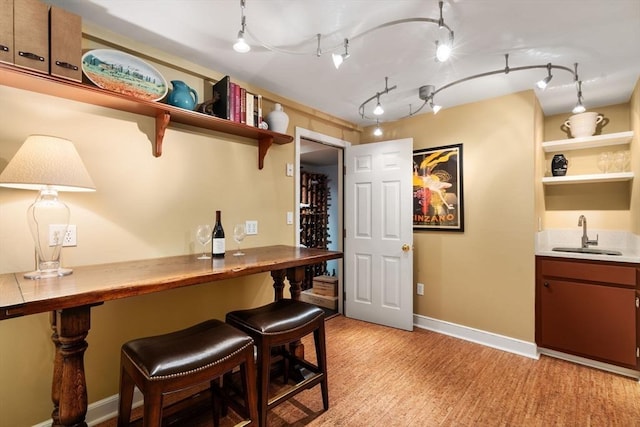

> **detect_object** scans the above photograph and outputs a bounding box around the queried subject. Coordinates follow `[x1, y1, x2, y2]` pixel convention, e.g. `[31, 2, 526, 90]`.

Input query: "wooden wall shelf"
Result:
[0, 63, 293, 169]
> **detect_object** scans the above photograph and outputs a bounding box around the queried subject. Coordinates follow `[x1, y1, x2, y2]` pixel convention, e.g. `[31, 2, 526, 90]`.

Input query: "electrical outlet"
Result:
[416, 282, 425, 296]
[49, 224, 77, 247]
[245, 220, 258, 235]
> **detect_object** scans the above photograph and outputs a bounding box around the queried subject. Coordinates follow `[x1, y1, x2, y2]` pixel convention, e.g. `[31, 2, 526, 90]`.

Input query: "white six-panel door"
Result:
[344, 138, 413, 331]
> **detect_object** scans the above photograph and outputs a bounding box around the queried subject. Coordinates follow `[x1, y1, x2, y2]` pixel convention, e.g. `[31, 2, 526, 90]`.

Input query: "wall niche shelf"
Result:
[542, 131, 634, 153]
[542, 172, 634, 185]
[0, 63, 292, 169]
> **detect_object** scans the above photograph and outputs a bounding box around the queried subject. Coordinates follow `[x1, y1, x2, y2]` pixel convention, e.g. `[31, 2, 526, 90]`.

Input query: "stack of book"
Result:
[210, 75, 263, 127]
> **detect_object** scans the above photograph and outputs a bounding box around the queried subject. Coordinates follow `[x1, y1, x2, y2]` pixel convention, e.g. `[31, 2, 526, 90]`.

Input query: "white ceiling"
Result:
[47, 0, 640, 127]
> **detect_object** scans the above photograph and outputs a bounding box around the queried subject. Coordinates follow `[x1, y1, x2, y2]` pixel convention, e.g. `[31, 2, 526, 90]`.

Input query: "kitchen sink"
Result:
[552, 247, 623, 256]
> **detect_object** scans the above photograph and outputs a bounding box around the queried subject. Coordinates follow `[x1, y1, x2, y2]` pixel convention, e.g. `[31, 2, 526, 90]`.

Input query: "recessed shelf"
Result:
[542, 131, 634, 153]
[542, 172, 634, 185]
[0, 63, 293, 169]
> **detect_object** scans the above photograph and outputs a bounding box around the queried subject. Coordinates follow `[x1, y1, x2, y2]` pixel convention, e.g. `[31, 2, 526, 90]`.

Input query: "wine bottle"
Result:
[212, 210, 225, 258]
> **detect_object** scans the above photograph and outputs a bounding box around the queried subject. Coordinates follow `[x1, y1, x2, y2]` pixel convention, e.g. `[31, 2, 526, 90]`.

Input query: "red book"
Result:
[240, 87, 246, 124]
[229, 82, 236, 122]
[234, 83, 241, 122]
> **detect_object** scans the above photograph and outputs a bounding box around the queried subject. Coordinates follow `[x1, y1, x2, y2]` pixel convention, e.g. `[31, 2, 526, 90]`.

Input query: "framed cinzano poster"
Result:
[412, 143, 464, 231]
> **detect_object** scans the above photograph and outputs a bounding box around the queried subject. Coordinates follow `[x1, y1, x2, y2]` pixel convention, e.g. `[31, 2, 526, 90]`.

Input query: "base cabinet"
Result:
[536, 257, 638, 369]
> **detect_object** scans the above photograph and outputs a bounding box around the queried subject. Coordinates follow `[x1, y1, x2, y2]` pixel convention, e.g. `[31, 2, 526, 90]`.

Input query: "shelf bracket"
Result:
[258, 136, 274, 170]
[154, 110, 171, 157]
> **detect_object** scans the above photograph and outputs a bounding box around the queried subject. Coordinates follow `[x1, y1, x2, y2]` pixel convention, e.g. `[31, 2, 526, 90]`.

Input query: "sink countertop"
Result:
[536, 229, 640, 263]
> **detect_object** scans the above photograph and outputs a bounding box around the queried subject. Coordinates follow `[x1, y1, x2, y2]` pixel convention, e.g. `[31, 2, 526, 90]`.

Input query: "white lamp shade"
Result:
[0, 135, 95, 192]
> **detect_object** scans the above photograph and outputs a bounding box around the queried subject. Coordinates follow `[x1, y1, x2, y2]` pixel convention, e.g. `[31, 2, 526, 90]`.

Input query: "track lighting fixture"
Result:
[332, 39, 350, 69]
[407, 54, 584, 122]
[235, 1, 453, 69]
[233, 0, 250, 53]
[536, 63, 553, 90]
[358, 77, 397, 119]
[373, 120, 383, 136]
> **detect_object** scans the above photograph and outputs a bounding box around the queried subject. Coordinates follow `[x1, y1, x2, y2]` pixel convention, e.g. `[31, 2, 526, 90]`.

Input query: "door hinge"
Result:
[636, 296, 639, 308]
[637, 347, 639, 358]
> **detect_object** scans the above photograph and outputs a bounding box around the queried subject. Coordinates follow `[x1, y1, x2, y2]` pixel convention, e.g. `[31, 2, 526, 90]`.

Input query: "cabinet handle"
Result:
[18, 51, 45, 62]
[544, 281, 549, 287]
[0, 45, 8, 52]
[55, 61, 79, 71]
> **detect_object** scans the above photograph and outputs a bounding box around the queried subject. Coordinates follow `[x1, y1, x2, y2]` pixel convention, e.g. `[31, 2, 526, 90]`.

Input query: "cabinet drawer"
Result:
[14, 0, 48, 73]
[539, 258, 636, 287]
[49, 6, 81, 82]
[0, 0, 13, 64]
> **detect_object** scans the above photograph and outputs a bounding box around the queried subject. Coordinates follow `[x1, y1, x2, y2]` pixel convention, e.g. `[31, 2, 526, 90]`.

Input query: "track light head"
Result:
[435, 39, 452, 62]
[536, 64, 553, 89]
[572, 80, 586, 113]
[233, 30, 251, 53]
[373, 95, 384, 115]
[374, 120, 383, 136]
[233, 0, 250, 53]
[429, 98, 442, 114]
[333, 39, 350, 69]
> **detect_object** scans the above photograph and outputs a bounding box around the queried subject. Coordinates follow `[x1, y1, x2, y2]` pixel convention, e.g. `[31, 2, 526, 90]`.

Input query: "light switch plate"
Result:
[286, 163, 294, 177]
[286, 211, 294, 224]
[245, 220, 258, 235]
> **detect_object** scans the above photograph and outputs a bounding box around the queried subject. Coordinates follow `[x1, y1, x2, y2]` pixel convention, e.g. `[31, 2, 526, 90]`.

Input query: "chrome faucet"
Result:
[578, 215, 598, 248]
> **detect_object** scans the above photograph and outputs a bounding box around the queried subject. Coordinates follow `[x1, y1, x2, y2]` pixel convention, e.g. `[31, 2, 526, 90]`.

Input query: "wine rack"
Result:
[300, 170, 331, 289]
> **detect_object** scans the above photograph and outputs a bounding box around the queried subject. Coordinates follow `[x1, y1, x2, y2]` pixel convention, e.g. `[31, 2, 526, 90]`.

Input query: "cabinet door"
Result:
[538, 279, 637, 368]
[13, 0, 48, 73]
[0, 0, 13, 64]
[50, 6, 82, 82]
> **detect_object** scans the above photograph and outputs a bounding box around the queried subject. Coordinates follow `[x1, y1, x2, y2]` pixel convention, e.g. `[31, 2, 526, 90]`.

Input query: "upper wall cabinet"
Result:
[541, 131, 634, 185]
[0, 63, 293, 169]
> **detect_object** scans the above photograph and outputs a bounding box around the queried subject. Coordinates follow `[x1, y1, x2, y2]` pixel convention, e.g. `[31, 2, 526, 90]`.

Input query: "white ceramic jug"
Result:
[564, 112, 603, 138]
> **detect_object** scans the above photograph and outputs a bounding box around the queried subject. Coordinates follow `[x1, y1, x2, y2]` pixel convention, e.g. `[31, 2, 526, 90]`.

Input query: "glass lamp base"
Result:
[24, 267, 73, 280]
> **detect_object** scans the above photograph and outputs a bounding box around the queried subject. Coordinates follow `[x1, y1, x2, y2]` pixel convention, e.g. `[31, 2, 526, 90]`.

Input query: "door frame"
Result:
[295, 127, 349, 314]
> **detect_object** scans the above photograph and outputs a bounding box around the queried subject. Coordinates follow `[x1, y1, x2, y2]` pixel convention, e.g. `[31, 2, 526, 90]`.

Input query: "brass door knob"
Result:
[402, 244, 411, 252]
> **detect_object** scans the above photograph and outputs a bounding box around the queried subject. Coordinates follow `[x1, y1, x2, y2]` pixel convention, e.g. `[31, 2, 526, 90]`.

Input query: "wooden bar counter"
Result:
[0, 245, 342, 427]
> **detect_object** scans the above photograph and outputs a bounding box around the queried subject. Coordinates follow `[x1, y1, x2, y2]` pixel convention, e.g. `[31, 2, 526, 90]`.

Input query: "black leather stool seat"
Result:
[226, 298, 325, 334]
[226, 299, 328, 427]
[117, 319, 258, 427]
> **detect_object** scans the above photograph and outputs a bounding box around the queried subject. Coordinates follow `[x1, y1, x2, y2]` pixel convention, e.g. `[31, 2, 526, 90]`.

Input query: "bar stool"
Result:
[226, 299, 328, 427]
[117, 319, 258, 427]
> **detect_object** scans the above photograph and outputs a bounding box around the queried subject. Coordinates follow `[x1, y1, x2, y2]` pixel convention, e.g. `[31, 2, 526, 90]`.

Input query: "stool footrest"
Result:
[268, 372, 325, 409]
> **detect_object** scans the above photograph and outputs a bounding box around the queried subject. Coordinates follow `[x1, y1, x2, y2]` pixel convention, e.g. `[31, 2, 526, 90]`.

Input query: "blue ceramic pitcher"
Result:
[167, 80, 198, 110]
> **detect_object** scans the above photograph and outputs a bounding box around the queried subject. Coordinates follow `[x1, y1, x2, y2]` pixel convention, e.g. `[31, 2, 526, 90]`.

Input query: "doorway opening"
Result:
[295, 128, 347, 317]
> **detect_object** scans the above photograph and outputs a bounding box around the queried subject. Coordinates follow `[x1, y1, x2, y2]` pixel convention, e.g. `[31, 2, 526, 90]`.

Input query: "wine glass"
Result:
[596, 152, 611, 173]
[195, 224, 212, 259]
[233, 223, 246, 256]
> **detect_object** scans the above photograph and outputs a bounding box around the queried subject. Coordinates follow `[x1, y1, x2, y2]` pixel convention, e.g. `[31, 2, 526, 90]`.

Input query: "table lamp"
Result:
[0, 135, 96, 279]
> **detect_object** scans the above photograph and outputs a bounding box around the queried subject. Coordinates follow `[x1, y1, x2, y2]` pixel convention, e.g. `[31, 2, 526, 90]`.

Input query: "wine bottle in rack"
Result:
[212, 210, 225, 258]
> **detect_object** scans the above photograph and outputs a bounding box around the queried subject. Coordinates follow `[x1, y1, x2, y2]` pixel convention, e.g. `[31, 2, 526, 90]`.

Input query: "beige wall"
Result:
[363, 91, 538, 342]
[0, 28, 359, 426]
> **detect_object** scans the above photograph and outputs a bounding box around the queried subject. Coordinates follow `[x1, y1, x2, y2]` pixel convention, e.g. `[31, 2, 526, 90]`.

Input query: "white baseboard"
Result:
[413, 313, 539, 359]
[33, 388, 143, 427]
[413, 314, 640, 380]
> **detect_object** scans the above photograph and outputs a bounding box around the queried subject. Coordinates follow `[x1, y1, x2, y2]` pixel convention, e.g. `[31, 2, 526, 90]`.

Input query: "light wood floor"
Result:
[102, 315, 640, 426]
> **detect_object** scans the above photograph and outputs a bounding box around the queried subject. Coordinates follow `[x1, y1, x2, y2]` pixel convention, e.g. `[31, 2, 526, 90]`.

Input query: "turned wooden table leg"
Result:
[270, 269, 286, 301]
[50, 305, 91, 427]
[286, 266, 306, 359]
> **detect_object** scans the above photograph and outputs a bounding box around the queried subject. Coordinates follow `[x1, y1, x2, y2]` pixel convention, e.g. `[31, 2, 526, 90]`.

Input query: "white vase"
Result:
[266, 103, 289, 134]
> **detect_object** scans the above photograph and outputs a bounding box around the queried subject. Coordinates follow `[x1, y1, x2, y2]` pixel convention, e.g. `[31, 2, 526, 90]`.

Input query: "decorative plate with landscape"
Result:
[81, 49, 168, 101]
